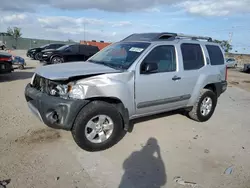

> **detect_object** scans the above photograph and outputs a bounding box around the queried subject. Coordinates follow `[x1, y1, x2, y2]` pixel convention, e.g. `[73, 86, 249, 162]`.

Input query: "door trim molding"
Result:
[137, 94, 191, 109]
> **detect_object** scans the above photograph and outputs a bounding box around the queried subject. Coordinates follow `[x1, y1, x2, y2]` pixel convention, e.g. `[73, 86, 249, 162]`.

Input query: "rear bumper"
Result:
[215, 81, 227, 97]
[25, 84, 90, 130]
[0, 62, 13, 74]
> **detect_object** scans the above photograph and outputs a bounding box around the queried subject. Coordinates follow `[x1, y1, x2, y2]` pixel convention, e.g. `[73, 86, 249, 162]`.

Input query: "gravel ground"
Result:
[1, 50, 250, 188]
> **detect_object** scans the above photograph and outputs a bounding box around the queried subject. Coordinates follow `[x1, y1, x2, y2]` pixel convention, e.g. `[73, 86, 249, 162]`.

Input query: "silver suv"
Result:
[25, 32, 228, 151]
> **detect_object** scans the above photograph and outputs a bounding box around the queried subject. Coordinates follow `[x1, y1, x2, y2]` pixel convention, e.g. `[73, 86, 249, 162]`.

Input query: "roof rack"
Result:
[121, 32, 212, 42]
[175, 33, 212, 42]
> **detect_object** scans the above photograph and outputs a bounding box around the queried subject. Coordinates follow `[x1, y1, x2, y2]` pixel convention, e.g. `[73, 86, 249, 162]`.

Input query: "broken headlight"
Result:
[68, 84, 86, 99]
[50, 83, 86, 100]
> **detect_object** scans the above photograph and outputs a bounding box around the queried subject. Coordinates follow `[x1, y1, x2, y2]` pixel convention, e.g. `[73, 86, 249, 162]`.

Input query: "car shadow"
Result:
[128, 109, 188, 133]
[0, 71, 34, 82]
[119, 138, 167, 188]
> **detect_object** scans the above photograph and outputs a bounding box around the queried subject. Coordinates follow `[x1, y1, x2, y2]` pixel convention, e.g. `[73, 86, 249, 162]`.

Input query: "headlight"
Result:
[68, 84, 86, 99]
[49, 84, 86, 99]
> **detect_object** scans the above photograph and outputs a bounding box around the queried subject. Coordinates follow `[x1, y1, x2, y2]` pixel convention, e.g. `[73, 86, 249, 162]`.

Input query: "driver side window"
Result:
[141, 45, 176, 74]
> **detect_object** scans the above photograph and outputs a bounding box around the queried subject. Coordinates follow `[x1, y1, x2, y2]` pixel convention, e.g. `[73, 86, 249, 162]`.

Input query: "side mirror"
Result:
[141, 62, 158, 74]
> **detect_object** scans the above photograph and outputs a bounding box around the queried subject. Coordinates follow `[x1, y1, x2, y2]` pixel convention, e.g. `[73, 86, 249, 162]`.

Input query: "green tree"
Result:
[7, 27, 22, 48]
[213, 39, 233, 53]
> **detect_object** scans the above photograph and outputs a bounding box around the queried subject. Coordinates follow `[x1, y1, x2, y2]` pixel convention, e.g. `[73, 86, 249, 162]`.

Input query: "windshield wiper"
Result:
[88, 60, 123, 70]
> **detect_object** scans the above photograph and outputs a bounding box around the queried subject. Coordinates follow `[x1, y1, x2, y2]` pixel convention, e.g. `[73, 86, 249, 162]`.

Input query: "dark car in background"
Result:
[0, 52, 13, 74]
[40, 44, 100, 64]
[26, 43, 65, 60]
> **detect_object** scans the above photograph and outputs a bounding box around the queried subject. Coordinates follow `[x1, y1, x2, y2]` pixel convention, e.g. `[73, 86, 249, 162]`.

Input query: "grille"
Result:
[32, 74, 49, 93]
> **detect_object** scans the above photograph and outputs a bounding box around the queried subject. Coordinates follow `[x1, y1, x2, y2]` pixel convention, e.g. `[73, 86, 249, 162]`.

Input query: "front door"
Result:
[64, 45, 79, 62]
[135, 45, 190, 115]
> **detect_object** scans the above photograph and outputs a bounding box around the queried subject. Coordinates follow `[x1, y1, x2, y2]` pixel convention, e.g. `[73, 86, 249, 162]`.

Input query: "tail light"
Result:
[225, 65, 228, 80]
[0, 57, 12, 62]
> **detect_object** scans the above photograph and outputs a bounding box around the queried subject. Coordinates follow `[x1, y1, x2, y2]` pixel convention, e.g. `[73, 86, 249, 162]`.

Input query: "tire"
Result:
[71, 101, 126, 152]
[51, 56, 63, 64]
[19, 65, 24, 70]
[188, 89, 217, 122]
[34, 53, 40, 60]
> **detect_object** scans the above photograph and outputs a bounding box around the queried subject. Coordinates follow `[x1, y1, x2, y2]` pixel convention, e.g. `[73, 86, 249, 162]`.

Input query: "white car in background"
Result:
[226, 58, 237, 68]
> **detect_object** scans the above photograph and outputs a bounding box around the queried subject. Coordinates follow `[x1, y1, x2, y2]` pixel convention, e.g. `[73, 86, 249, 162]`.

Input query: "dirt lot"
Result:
[1, 50, 250, 188]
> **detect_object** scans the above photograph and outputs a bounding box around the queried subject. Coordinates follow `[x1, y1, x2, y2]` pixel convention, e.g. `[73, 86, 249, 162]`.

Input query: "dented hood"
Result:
[35, 61, 121, 80]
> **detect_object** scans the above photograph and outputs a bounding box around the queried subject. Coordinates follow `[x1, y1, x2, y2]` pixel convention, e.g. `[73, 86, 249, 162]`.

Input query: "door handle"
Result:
[172, 76, 181, 81]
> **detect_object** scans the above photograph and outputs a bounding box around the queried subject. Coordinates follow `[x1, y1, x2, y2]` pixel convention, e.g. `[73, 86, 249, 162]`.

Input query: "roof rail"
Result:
[121, 32, 212, 42]
[175, 33, 213, 42]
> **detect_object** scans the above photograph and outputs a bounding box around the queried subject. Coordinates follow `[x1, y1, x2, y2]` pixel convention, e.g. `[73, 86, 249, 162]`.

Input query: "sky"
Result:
[0, 0, 250, 53]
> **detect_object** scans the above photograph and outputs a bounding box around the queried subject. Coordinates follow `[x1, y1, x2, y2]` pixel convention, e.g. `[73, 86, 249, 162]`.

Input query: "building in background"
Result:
[80, 40, 111, 50]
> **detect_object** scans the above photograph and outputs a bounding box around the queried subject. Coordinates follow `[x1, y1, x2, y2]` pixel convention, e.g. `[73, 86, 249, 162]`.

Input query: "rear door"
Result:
[177, 42, 207, 102]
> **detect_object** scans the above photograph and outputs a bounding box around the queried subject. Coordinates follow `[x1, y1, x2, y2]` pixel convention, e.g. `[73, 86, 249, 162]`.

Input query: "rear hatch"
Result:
[0, 52, 13, 73]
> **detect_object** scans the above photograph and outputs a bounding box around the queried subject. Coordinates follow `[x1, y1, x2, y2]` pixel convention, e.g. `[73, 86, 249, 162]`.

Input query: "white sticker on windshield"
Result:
[129, 47, 144, 53]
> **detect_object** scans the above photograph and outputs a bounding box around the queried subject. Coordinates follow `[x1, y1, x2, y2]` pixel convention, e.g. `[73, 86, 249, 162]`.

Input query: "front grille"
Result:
[32, 74, 49, 93]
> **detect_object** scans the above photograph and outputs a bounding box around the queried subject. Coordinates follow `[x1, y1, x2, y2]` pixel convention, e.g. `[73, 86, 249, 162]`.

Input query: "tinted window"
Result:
[181, 43, 204, 70]
[66, 45, 79, 53]
[206, 45, 224, 65]
[48, 44, 57, 49]
[142, 45, 176, 73]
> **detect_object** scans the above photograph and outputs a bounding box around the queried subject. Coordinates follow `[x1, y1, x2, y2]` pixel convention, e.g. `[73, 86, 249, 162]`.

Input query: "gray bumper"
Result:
[25, 84, 90, 130]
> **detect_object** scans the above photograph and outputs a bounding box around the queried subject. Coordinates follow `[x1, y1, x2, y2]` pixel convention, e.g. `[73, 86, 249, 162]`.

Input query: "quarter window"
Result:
[142, 45, 176, 73]
[181, 43, 205, 70]
[206, 45, 224, 65]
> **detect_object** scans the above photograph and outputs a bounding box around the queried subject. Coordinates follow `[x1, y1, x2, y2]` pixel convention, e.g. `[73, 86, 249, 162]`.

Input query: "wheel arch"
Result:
[50, 54, 63, 62]
[87, 97, 130, 131]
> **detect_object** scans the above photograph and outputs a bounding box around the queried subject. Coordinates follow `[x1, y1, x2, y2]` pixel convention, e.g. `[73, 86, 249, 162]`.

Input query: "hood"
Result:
[28, 47, 40, 51]
[35, 61, 121, 80]
[42, 49, 57, 53]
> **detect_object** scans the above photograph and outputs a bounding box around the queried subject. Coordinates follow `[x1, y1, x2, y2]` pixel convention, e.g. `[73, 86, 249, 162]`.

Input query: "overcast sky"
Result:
[0, 0, 249, 53]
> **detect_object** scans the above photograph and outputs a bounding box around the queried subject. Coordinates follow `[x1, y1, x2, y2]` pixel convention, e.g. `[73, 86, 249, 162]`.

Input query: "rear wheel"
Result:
[51, 56, 63, 64]
[18, 65, 24, 70]
[71, 101, 126, 152]
[188, 89, 217, 122]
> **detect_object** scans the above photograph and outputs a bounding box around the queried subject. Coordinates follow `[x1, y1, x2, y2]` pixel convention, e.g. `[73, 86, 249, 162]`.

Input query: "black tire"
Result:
[51, 56, 63, 64]
[71, 101, 126, 152]
[188, 89, 217, 122]
[34, 53, 40, 60]
[19, 65, 24, 70]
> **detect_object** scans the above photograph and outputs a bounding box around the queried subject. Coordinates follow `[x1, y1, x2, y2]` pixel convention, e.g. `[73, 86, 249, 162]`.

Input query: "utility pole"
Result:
[84, 22, 86, 44]
[229, 29, 233, 44]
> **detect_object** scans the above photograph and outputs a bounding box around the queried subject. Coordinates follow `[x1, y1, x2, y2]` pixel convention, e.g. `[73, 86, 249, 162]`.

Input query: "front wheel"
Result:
[71, 101, 126, 152]
[188, 89, 217, 122]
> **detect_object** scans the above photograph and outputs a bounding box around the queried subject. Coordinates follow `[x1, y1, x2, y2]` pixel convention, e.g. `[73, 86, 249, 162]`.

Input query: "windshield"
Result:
[88, 42, 150, 70]
[57, 44, 70, 51]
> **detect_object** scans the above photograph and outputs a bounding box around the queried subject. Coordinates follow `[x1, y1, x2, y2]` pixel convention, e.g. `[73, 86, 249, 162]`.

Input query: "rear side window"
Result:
[206, 45, 224, 65]
[181, 43, 205, 70]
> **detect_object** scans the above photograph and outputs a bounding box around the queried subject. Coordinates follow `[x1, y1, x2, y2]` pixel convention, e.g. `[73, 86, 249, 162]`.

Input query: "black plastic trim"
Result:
[137, 94, 191, 109]
[25, 84, 90, 130]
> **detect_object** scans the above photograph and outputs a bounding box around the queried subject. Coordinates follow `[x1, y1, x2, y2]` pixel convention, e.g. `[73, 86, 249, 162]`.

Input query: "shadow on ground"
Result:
[0, 71, 34, 82]
[119, 138, 167, 188]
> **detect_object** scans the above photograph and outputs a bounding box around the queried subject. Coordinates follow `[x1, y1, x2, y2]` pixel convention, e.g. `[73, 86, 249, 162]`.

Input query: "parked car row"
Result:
[27, 43, 100, 64]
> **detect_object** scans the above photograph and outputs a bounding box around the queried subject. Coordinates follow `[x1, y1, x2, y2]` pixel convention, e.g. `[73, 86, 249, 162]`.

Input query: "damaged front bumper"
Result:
[24, 84, 90, 130]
